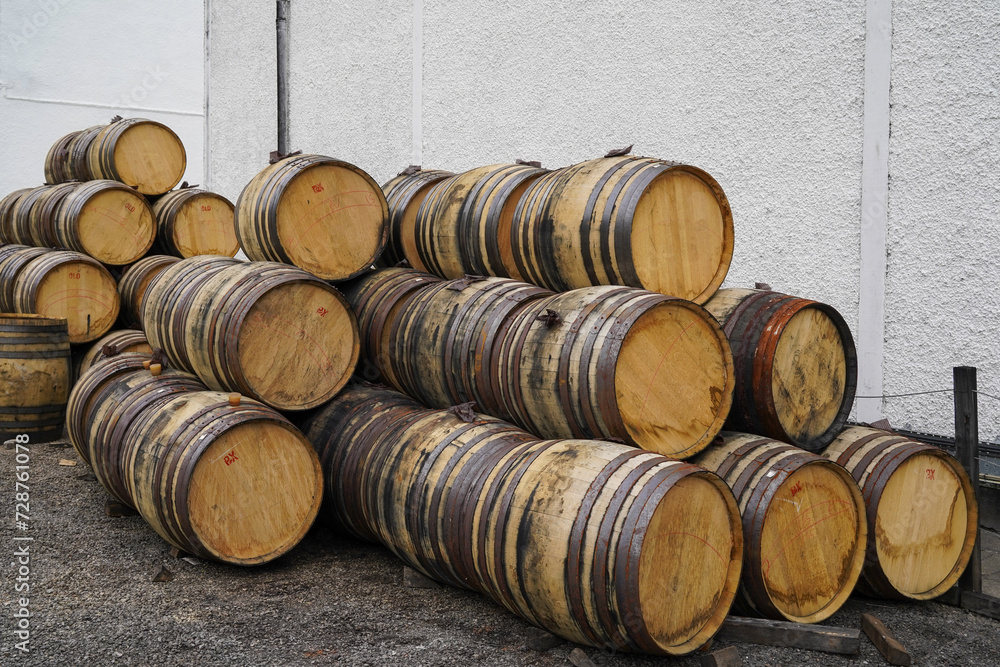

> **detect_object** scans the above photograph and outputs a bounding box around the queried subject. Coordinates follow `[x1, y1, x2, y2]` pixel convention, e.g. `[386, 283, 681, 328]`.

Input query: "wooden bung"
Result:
[703, 287, 858, 451]
[149, 363, 162, 376]
[0, 314, 71, 443]
[693, 432, 867, 623]
[235, 153, 388, 281]
[380, 167, 453, 267]
[820, 425, 978, 600]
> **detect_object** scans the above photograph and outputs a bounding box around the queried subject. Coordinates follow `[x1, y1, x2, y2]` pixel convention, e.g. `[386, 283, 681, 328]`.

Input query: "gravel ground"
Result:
[3, 436, 999, 667]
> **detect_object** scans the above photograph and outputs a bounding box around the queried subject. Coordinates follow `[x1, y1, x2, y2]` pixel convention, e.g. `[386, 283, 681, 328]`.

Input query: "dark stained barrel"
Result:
[117, 255, 181, 328]
[0, 245, 50, 313]
[44, 130, 80, 184]
[0, 189, 33, 243]
[9, 186, 56, 246]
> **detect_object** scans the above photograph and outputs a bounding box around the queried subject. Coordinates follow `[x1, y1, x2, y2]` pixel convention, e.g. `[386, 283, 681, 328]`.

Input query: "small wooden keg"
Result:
[821, 426, 978, 599]
[73, 329, 152, 380]
[13, 250, 120, 343]
[0, 246, 50, 313]
[0, 189, 34, 243]
[493, 286, 734, 459]
[693, 432, 867, 623]
[117, 255, 181, 328]
[380, 167, 453, 267]
[44, 130, 80, 184]
[152, 187, 239, 258]
[703, 288, 858, 451]
[121, 391, 322, 565]
[0, 314, 71, 442]
[87, 118, 187, 195]
[509, 155, 734, 303]
[54, 179, 156, 265]
[235, 153, 388, 280]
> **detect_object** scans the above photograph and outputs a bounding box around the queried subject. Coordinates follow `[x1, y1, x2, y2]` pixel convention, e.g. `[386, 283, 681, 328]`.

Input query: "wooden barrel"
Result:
[74, 329, 151, 379]
[821, 426, 978, 599]
[0, 189, 33, 243]
[14, 250, 120, 343]
[0, 246, 50, 312]
[145, 260, 360, 411]
[338, 267, 442, 385]
[380, 167, 454, 267]
[152, 187, 239, 258]
[0, 314, 71, 442]
[9, 185, 56, 246]
[65, 352, 151, 462]
[117, 255, 181, 328]
[121, 391, 322, 565]
[87, 366, 206, 505]
[493, 286, 734, 459]
[44, 130, 80, 184]
[53, 179, 155, 265]
[703, 288, 858, 451]
[28, 182, 79, 248]
[67, 125, 105, 181]
[693, 433, 867, 623]
[305, 384, 743, 655]
[509, 155, 734, 303]
[86, 118, 187, 195]
[235, 153, 388, 280]
[412, 164, 548, 278]
[388, 276, 552, 413]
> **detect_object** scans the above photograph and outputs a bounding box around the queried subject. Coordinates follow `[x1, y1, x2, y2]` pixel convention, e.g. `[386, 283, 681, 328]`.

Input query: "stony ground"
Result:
[3, 437, 999, 666]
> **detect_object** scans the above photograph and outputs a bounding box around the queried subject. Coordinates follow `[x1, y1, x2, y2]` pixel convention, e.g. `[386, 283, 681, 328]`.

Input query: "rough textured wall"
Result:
[0, 0, 204, 191]
[884, 1, 1000, 439]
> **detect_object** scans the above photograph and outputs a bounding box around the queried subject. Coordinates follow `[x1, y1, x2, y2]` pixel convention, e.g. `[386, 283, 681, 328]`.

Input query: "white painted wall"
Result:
[0, 0, 205, 192]
[206, 0, 998, 439]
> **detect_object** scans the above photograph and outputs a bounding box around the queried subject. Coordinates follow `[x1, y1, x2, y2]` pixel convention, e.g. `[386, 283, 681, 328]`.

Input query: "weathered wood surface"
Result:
[860, 613, 911, 666]
[152, 188, 239, 258]
[0, 314, 71, 442]
[117, 254, 180, 328]
[380, 167, 453, 267]
[717, 616, 860, 655]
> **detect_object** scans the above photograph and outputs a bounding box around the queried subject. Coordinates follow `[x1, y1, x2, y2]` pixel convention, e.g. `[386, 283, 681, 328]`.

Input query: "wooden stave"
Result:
[44, 130, 80, 184]
[235, 154, 389, 281]
[151, 188, 239, 258]
[9, 186, 56, 246]
[492, 285, 735, 459]
[0, 246, 51, 313]
[117, 255, 181, 328]
[29, 182, 79, 248]
[1, 190, 34, 243]
[65, 352, 151, 463]
[703, 288, 859, 451]
[53, 179, 156, 265]
[821, 425, 978, 600]
[74, 329, 151, 379]
[693, 432, 867, 623]
[120, 391, 323, 565]
[13, 250, 120, 344]
[380, 169, 455, 267]
[67, 125, 105, 182]
[87, 118, 187, 195]
[0, 314, 71, 442]
[338, 267, 443, 385]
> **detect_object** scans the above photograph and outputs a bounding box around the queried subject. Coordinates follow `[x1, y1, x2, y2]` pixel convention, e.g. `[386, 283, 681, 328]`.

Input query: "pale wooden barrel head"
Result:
[275, 163, 386, 279]
[615, 301, 733, 459]
[166, 192, 238, 257]
[237, 280, 358, 410]
[30, 260, 119, 343]
[112, 122, 186, 195]
[75, 187, 155, 264]
[875, 451, 971, 597]
[771, 307, 848, 443]
[186, 419, 321, 564]
[639, 472, 741, 652]
[630, 168, 732, 304]
[758, 461, 865, 622]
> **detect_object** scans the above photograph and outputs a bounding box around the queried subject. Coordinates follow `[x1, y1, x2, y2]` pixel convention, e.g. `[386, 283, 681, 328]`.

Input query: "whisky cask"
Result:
[703, 288, 858, 451]
[0, 314, 71, 442]
[73, 329, 152, 379]
[693, 432, 867, 622]
[44, 130, 79, 184]
[152, 188, 239, 258]
[0, 246, 50, 312]
[235, 154, 388, 280]
[0, 189, 33, 243]
[117, 255, 180, 328]
[121, 391, 322, 564]
[8, 185, 56, 246]
[509, 155, 734, 303]
[67, 125, 104, 181]
[821, 426, 978, 599]
[380, 168, 453, 267]
[493, 286, 734, 459]
[13, 250, 120, 343]
[54, 179, 156, 265]
[87, 118, 186, 195]
[28, 182, 78, 248]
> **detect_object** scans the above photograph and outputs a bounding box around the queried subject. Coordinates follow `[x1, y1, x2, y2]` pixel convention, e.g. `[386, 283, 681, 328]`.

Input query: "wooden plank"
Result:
[961, 591, 1000, 621]
[700, 645, 741, 667]
[861, 613, 911, 666]
[718, 616, 860, 655]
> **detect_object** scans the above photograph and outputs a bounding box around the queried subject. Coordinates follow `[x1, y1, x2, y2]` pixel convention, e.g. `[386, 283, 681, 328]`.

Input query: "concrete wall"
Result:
[0, 0, 205, 192]
[204, 0, 998, 439]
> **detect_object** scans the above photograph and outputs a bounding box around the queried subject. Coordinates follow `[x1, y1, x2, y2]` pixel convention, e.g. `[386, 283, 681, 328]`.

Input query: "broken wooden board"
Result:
[861, 614, 911, 666]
